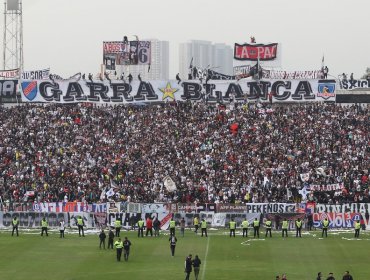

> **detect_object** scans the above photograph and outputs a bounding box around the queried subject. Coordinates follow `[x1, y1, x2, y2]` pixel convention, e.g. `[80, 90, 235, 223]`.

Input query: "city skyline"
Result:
[1, 0, 369, 79]
[179, 40, 233, 80]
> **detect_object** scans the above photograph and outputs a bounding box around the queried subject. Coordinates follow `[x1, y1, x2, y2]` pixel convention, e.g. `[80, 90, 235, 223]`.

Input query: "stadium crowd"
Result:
[0, 102, 368, 205]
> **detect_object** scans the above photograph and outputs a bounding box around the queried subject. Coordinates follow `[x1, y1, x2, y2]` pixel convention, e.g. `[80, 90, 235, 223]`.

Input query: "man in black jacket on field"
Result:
[107, 229, 115, 249]
[99, 230, 106, 249]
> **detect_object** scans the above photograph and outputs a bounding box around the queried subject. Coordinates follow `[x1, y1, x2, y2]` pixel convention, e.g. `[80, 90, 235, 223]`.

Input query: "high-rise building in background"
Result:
[179, 40, 233, 80]
[122, 39, 169, 80]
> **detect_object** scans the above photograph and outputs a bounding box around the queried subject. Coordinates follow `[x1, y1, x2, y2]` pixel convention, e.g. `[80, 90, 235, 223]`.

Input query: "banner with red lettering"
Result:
[0, 68, 19, 79]
[308, 183, 344, 192]
[234, 43, 278, 61]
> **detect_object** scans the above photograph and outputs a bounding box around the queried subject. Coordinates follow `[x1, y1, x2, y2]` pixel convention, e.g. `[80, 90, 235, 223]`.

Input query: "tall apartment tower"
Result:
[179, 40, 233, 80]
[125, 39, 169, 81]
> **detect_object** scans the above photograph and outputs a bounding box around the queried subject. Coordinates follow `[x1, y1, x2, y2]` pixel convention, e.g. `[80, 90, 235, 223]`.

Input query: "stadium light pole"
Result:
[2, 0, 23, 71]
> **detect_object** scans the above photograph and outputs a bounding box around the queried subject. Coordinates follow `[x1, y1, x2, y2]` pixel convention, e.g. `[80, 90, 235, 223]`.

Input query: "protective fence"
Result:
[1, 202, 369, 230]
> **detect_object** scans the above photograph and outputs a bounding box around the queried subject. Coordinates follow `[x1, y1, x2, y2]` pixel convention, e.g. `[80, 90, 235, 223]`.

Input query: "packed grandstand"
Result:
[0, 102, 368, 207]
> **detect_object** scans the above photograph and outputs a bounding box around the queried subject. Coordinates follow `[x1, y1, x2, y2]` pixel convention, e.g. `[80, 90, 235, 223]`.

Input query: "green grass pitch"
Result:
[0, 228, 369, 280]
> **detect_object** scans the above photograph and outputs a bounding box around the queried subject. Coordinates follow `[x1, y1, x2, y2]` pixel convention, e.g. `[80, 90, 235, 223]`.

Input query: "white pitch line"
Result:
[201, 236, 210, 280]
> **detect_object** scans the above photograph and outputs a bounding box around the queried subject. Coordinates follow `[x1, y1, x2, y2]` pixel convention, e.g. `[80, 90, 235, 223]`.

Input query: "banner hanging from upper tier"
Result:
[21, 68, 50, 80]
[0, 79, 18, 97]
[0, 68, 19, 79]
[234, 66, 323, 80]
[339, 79, 370, 90]
[103, 41, 151, 70]
[20, 78, 337, 103]
[234, 43, 278, 61]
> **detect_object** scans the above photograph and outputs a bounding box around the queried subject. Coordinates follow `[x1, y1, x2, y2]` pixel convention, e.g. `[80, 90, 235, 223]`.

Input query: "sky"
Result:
[1, 0, 369, 79]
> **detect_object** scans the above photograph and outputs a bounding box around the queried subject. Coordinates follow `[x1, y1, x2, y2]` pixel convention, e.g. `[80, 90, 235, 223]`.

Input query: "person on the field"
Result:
[193, 216, 199, 234]
[41, 217, 48, 237]
[153, 217, 160, 237]
[184, 254, 192, 280]
[316, 272, 322, 280]
[169, 234, 177, 257]
[169, 217, 176, 236]
[192, 255, 201, 280]
[180, 217, 186, 237]
[137, 217, 144, 237]
[282, 218, 288, 238]
[354, 219, 361, 238]
[265, 218, 272, 238]
[146, 217, 153, 237]
[322, 218, 329, 238]
[253, 218, 260, 238]
[99, 229, 106, 249]
[123, 237, 132, 261]
[295, 218, 302, 238]
[77, 216, 85, 237]
[12, 216, 19, 236]
[115, 218, 122, 237]
[114, 238, 123, 261]
[229, 218, 236, 237]
[306, 213, 313, 231]
[59, 219, 65, 238]
[326, 272, 335, 280]
[342, 270, 353, 280]
[242, 218, 249, 237]
[201, 219, 207, 237]
[108, 228, 115, 249]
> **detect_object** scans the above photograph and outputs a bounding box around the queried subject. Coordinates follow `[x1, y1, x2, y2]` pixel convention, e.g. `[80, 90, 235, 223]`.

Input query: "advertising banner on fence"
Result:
[0, 68, 19, 79]
[245, 203, 297, 213]
[20, 78, 336, 103]
[210, 213, 260, 227]
[0, 202, 107, 213]
[0, 212, 100, 228]
[177, 203, 216, 213]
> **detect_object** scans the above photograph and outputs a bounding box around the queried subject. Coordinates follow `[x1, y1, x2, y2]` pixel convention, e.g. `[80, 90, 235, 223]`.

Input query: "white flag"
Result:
[299, 187, 309, 200]
[300, 173, 310, 182]
[106, 188, 115, 198]
[163, 176, 176, 192]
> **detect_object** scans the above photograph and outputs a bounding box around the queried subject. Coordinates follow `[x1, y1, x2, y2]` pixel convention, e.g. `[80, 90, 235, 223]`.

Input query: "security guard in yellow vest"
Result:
[242, 219, 249, 237]
[41, 217, 48, 236]
[114, 238, 124, 261]
[193, 216, 199, 234]
[295, 218, 303, 238]
[229, 219, 236, 237]
[77, 216, 85, 237]
[169, 218, 176, 236]
[253, 218, 260, 238]
[321, 218, 329, 238]
[115, 219, 122, 237]
[201, 219, 207, 237]
[265, 219, 272, 238]
[12, 217, 19, 236]
[137, 218, 144, 237]
[282, 218, 288, 237]
[354, 220, 361, 238]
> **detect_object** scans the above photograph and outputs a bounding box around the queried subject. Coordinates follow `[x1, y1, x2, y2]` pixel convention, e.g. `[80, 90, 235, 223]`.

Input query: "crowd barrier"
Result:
[1, 202, 369, 229]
